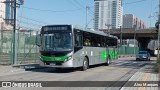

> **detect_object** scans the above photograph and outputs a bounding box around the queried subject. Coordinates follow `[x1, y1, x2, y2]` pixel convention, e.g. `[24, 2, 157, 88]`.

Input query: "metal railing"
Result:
[0, 30, 39, 65]
[118, 46, 139, 56]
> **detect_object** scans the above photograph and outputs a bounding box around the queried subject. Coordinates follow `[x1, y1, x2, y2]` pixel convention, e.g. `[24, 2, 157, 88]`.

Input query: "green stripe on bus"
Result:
[99, 51, 108, 60]
[42, 55, 68, 62]
[100, 50, 118, 60]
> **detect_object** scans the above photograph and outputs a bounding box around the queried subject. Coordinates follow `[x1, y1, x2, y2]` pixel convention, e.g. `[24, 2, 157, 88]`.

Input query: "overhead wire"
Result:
[70, 0, 94, 27]
[17, 3, 24, 29]
[123, 0, 148, 5]
[89, 0, 150, 8]
[22, 6, 83, 13]
[0, 10, 42, 30]
[2, 0, 152, 30]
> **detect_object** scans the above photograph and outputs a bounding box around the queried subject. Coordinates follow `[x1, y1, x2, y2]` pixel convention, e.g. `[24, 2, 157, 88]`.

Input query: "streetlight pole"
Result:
[105, 24, 112, 35]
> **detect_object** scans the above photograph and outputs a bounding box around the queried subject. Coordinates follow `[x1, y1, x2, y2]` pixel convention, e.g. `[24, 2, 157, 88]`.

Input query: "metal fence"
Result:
[0, 30, 140, 65]
[118, 46, 139, 56]
[0, 30, 39, 65]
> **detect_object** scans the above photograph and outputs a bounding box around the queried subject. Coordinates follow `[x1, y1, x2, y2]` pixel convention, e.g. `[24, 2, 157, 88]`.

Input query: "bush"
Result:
[156, 60, 160, 73]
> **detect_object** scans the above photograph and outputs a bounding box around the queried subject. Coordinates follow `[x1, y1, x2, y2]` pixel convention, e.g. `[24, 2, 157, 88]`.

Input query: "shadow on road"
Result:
[11, 59, 156, 73]
[109, 59, 156, 70]
[12, 63, 115, 73]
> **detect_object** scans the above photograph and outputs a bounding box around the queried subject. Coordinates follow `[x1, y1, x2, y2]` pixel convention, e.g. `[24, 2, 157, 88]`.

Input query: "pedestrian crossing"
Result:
[110, 60, 155, 68]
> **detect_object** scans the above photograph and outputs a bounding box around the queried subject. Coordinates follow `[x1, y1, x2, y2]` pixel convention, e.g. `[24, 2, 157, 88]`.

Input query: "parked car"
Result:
[136, 51, 150, 61]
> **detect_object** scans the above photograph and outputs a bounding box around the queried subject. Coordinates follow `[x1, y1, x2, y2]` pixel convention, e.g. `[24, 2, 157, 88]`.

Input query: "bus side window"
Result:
[83, 32, 91, 46]
[84, 38, 91, 46]
[75, 34, 82, 47]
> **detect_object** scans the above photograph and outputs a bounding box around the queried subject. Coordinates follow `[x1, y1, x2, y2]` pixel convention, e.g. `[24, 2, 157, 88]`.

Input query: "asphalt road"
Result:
[0, 57, 157, 90]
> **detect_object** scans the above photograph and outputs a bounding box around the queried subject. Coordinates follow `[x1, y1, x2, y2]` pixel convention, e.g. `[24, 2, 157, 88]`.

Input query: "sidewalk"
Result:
[120, 63, 159, 90]
[0, 64, 41, 76]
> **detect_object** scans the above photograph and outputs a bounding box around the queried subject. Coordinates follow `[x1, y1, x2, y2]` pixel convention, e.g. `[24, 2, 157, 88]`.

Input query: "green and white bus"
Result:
[36, 25, 118, 71]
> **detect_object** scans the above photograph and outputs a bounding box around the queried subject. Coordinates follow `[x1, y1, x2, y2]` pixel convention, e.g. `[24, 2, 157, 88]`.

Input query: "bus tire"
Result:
[81, 57, 88, 71]
[105, 57, 110, 66]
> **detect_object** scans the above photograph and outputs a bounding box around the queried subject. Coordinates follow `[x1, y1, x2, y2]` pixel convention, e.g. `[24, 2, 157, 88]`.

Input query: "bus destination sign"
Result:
[41, 25, 72, 34]
[43, 26, 68, 31]
[43, 25, 72, 31]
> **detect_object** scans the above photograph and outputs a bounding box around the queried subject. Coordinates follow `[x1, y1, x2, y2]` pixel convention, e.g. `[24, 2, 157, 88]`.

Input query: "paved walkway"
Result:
[0, 64, 41, 76]
[120, 63, 159, 90]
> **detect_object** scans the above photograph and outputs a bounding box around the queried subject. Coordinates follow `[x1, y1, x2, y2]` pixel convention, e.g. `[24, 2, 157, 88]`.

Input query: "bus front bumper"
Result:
[39, 60, 74, 68]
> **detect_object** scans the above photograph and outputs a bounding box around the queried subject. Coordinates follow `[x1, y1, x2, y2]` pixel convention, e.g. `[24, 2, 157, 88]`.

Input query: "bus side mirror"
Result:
[36, 34, 41, 47]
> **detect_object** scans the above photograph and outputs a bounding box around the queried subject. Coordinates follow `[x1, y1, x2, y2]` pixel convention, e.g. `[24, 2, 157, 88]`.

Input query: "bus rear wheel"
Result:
[105, 57, 110, 66]
[81, 57, 88, 71]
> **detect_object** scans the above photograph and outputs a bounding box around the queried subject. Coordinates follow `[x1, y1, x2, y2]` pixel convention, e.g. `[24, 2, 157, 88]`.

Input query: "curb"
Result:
[118, 55, 134, 58]
[12, 64, 44, 70]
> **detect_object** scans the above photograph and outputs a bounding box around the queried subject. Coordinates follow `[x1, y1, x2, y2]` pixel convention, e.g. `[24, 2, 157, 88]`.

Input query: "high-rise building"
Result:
[5, 0, 14, 25]
[94, 0, 123, 30]
[0, 0, 14, 30]
[122, 14, 147, 47]
[123, 14, 147, 29]
[0, 0, 6, 29]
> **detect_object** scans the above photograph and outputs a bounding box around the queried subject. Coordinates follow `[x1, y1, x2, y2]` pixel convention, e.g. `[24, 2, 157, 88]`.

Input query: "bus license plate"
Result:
[50, 63, 55, 65]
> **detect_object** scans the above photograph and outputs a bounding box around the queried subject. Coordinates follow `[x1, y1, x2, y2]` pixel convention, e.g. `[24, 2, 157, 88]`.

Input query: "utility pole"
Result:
[12, 0, 17, 64]
[3, 0, 24, 64]
[134, 25, 136, 56]
[120, 26, 122, 46]
[157, 0, 160, 61]
[119, 26, 122, 56]
[157, 24, 160, 60]
[0, 22, 4, 54]
[85, 6, 89, 30]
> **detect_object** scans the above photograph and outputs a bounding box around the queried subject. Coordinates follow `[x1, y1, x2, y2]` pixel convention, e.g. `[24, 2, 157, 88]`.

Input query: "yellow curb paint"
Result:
[138, 73, 149, 90]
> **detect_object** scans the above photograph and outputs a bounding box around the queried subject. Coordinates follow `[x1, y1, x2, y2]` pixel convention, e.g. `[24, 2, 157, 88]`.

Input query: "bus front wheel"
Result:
[81, 57, 89, 71]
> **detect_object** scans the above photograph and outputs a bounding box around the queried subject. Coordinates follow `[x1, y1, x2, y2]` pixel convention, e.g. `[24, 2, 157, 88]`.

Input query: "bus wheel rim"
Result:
[107, 58, 110, 64]
[84, 60, 87, 69]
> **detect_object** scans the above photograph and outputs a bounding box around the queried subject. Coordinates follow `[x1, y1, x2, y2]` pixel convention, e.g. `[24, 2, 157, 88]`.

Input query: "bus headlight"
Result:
[64, 56, 72, 62]
[68, 56, 72, 60]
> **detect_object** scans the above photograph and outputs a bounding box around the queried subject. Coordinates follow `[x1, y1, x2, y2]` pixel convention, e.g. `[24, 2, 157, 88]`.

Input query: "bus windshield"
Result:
[42, 31, 72, 51]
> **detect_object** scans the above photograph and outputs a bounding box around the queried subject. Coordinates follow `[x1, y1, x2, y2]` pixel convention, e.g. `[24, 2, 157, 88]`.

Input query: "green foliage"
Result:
[155, 60, 160, 73]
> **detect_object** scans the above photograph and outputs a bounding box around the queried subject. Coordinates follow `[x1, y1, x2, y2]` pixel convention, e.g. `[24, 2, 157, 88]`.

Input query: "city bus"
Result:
[36, 25, 118, 71]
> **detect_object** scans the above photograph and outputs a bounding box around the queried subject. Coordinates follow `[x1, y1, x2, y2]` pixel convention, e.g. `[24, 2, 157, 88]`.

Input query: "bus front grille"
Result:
[44, 61, 63, 66]
[41, 52, 66, 57]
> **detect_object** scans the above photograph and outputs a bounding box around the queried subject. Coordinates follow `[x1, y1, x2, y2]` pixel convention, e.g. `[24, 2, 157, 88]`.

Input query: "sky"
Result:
[17, 0, 159, 30]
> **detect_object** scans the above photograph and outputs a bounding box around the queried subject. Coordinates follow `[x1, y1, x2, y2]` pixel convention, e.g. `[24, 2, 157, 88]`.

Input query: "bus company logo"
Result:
[2, 82, 12, 87]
